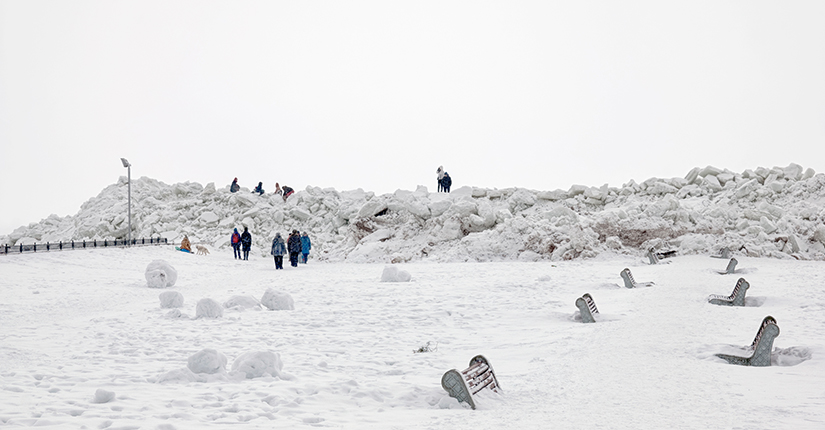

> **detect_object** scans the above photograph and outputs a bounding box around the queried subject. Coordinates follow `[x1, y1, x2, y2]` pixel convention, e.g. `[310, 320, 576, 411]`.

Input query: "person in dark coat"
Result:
[253, 182, 265, 195]
[440, 172, 451, 193]
[282, 185, 294, 201]
[231, 228, 242, 259]
[287, 229, 302, 267]
[270, 233, 286, 269]
[230, 178, 240, 193]
[300, 232, 311, 263]
[240, 227, 252, 260]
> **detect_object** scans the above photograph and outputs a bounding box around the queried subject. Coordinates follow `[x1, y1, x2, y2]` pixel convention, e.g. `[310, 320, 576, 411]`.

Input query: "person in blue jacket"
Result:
[240, 227, 252, 260]
[300, 232, 312, 263]
[270, 232, 286, 269]
[253, 182, 264, 195]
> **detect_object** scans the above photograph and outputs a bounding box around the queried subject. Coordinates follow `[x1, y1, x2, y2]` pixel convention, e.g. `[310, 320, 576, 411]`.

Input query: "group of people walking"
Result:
[230, 178, 294, 202]
[269, 230, 311, 269]
[230, 226, 311, 268]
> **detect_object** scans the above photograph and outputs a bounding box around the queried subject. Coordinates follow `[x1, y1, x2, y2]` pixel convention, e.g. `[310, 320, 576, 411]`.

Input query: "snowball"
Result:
[187, 348, 227, 374]
[261, 288, 295, 310]
[145, 260, 177, 288]
[159, 291, 184, 308]
[223, 295, 261, 309]
[381, 266, 411, 282]
[92, 388, 115, 404]
[195, 298, 223, 318]
[231, 351, 284, 379]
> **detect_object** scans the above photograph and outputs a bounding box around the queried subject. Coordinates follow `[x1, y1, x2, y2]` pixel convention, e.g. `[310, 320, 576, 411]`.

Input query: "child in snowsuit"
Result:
[231, 228, 242, 259]
[270, 233, 286, 269]
[240, 227, 252, 260]
[300, 232, 311, 263]
[287, 230, 302, 267]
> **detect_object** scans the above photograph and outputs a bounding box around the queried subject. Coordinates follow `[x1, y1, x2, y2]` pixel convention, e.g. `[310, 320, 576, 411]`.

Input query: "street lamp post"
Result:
[121, 158, 131, 246]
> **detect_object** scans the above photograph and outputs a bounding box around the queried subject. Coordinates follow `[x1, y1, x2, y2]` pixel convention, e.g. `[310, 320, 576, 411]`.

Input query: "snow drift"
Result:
[4, 163, 825, 262]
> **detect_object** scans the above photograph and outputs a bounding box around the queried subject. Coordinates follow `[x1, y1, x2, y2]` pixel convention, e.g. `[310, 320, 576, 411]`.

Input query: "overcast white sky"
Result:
[2, 1, 824, 236]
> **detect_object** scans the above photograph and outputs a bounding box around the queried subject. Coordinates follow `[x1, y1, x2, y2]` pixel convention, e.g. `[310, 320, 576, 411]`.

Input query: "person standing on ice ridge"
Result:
[240, 227, 252, 260]
[273, 182, 283, 196]
[300, 232, 311, 263]
[282, 185, 294, 201]
[436, 166, 445, 192]
[270, 232, 286, 269]
[287, 230, 302, 267]
[231, 228, 242, 259]
[230, 177, 240, 193]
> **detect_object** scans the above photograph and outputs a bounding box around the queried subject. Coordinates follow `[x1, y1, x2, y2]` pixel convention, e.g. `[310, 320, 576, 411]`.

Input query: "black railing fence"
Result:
[1, 237, 168, 255]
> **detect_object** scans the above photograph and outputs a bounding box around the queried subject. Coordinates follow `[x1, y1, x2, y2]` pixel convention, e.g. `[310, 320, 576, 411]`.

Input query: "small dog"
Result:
[196, 245, 210, 255]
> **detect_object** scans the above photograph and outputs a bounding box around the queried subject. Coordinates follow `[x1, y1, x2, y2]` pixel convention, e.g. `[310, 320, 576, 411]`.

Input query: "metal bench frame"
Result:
[441, 355, 501, 409]
[708, 277, 749, 306]
[715, 316, 780, 367]
[575, 293, 599, 323]
[620, 268, 654, 289]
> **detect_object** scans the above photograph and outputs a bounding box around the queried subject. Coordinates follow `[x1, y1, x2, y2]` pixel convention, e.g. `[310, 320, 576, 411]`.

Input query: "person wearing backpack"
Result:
[287, 230, 302, 267]
[231, 228, 242, 259]
[270, 232, 286, 269]
[300, 232, 312, 263]
[240, 227, 252, 260]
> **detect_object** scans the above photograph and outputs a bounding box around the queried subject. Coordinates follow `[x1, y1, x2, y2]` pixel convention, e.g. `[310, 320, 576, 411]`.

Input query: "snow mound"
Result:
[261, 288, 294, 310]
[381, 265, 411, 282]
[231, 351, 284, 379]
[223, 295, 261, 310]
[195, 298, 223, 318]
[91, 388, 115, 404]
[187, 348, 227, 374]
[159, 291, 184, 308]
[145, 260, 177, 288]
[5, 163, 825, 262]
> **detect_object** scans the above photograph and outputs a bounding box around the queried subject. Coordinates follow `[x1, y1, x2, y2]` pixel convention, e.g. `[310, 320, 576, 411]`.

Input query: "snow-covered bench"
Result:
[708, 277, 749, 306]
[647, 248, 676, 265]
[711, 247, 731, 259]
[441, 355, 501, 409]
[620, 268, 654, 289]
[575, 293, 599, 323]
[647, 249, 660, 265]
[718, 258, 738, 275]
[715, 316, 779, 367]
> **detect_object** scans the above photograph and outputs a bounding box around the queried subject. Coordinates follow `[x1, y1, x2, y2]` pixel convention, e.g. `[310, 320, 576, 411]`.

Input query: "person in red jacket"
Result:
[231, 228, 241, 259]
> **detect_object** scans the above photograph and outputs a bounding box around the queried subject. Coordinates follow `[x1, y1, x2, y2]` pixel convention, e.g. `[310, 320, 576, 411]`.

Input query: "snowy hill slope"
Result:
[4, 163, 825, 262]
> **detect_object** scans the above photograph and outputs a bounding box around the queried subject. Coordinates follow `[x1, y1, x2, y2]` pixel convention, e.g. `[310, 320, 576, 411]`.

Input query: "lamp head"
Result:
[120, 158, 131, 168]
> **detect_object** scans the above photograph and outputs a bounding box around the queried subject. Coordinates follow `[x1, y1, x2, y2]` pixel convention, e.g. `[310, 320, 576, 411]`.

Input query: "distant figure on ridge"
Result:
[287, 230, 302, 267]
[231, 228, 242, 259]
[230, 177, 240, 193]
[282, 185, 294, 201]
[240, 227, 252, 261]
[301, 232, 312, 264]
[273, 182, 283, 196]
[180, 235, 192, 253]
[253, 182, 265, 195]
[270, 232, 286, 270]
[436, 166, 445, 192]
[440, 171, 451, 193]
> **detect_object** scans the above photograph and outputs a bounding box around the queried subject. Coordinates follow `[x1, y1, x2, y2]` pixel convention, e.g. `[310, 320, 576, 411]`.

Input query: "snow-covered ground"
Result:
[1, 245, 822, 429]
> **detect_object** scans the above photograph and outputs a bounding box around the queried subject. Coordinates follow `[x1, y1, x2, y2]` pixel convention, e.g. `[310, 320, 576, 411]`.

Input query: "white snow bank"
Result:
[4, 163, 825, 262]
[145, 260, 177, 288]
[381, 265, 411, 282]
[231, 351, 284, 379]
[159, 291, 184, 308]
[223, 295, 261, 310]
[261, 288, 294, 310]
[187, 348, 227, 374]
